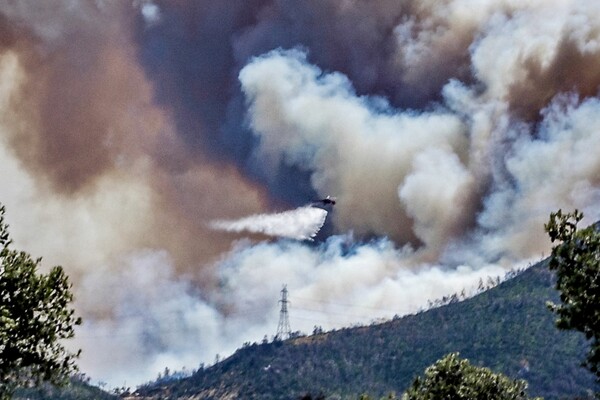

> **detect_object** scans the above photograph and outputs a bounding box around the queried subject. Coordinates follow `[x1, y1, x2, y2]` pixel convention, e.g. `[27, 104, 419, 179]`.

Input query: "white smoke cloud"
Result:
[239, 48, 468, 244]
[217, 236, 509, 328]
[473, 94, 600, 259]
[4, 0, 600, 390]
[210, 205, 328, 241]
[399, 147, 476, 250]
[73, 250, 224, 386]
[71, 235, 510, 387]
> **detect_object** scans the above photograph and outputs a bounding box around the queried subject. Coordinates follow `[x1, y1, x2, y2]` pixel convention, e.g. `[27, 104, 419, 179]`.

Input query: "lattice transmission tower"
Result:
[276, 285, 291, 340]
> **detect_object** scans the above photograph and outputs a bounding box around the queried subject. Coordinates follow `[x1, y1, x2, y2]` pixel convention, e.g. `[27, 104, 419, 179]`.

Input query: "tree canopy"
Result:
[0, 205, 81, 399]
[545, 209, 600, 379]
[403, 353, 540, 400]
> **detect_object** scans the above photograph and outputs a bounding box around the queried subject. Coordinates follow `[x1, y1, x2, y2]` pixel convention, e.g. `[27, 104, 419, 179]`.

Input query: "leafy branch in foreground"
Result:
[0, 204, 81, 399]
[545, 209, 600, 380]
[403, 353, 540, 400]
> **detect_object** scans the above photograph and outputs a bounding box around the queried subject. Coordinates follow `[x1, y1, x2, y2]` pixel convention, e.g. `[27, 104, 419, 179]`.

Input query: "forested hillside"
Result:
[135, 260, 598, 400]
[12, 376, 118, 400]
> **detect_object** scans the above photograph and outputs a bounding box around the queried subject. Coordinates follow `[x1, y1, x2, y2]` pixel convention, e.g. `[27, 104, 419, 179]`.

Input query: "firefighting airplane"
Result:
[312, 196, 336, 208]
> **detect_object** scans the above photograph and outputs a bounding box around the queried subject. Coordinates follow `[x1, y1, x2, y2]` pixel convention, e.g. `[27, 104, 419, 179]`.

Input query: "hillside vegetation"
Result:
[12, 376, 118, 400]
[135, 260, 598, 399]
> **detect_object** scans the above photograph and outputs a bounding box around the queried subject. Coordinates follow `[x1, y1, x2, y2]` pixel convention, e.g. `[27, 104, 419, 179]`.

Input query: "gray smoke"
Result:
[239, 48, 471, 247]
[1, 0, 600, 387]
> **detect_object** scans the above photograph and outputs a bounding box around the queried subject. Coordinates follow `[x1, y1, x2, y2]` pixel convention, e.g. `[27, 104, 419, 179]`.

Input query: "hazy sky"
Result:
[1, 0, 600, 386]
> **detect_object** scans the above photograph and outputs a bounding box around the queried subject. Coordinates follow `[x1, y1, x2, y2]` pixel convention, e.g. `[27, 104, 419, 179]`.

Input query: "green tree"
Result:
[403, 353, 539, 400]
[545, 209, 600, 379]
[0, 205, 81, 399]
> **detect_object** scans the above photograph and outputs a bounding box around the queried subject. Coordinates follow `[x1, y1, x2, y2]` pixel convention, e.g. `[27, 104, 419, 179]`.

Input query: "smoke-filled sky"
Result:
[2, 0, 600, 387]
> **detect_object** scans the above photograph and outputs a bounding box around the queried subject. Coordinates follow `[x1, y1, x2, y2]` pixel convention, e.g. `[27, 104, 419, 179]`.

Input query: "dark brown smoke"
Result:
[509, 35, 600, 120]
[0, 2, 140, 194]
[0, 1, 268, 278]
[3, 0, 600, 386]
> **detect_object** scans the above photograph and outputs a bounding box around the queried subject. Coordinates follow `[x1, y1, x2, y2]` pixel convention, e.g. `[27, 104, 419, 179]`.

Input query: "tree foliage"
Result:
[0, 205, 81, 399]
[403, 353, 540, 400]
[545, 209, 600, 379]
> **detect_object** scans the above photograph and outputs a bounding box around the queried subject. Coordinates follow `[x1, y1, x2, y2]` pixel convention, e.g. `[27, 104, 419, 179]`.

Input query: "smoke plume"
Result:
[1, 0, 600, 387]
[210, 206, 328, 241]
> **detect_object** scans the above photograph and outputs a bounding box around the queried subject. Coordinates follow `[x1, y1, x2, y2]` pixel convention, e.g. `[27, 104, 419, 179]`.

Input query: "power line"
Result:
[75, 293, 406, 339]
[291, 296, 401, 314]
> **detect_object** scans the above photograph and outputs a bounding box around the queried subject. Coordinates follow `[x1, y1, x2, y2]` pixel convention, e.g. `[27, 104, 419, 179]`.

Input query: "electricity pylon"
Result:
[276, 285, 291, 340]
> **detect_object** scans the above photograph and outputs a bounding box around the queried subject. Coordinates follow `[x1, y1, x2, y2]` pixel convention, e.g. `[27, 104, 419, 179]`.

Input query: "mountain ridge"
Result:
[133, 259, 598, 399]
